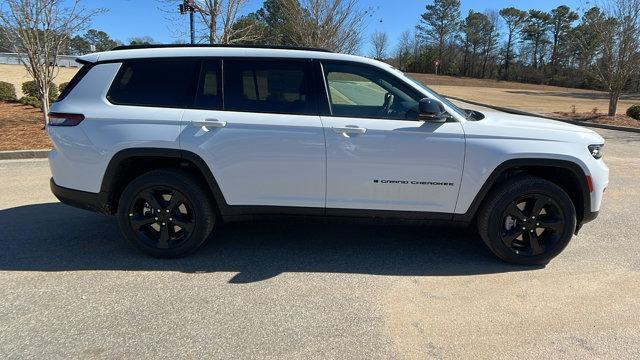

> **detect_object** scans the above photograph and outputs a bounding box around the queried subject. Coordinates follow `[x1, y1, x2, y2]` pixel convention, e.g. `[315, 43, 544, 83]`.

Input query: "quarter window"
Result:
[223, 60, 315, 115]
[107, 60, 200, 108]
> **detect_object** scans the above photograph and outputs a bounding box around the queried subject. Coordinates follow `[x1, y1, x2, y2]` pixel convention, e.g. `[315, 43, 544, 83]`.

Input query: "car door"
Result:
[320, 61, 465, 215]
[180, 59, 326, 211]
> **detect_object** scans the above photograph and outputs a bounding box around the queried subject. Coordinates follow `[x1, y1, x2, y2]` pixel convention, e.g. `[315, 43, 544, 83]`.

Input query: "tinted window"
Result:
[223, 60, 315, 115]
[194, 60, 222, 110]
[323, 62, 421, 120]
[108, 60, 200, 108]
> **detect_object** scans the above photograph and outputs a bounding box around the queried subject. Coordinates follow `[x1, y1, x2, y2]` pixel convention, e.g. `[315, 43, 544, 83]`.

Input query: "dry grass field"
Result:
[410, 73, 640, 116]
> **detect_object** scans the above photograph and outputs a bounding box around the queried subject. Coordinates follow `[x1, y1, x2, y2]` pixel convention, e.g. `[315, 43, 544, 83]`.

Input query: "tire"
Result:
[116, 169, 216, 258]
[477, 175, 577, 265]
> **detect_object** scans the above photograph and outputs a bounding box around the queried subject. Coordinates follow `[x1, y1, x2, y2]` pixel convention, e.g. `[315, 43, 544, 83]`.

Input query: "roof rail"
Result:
[110, 44, 333, 53]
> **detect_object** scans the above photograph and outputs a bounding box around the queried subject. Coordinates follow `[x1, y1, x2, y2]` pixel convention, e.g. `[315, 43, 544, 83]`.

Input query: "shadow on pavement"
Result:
[0, 203, 537, 283]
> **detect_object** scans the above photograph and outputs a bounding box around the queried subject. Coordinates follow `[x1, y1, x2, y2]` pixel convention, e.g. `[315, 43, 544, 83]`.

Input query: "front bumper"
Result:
[50, 178, 110, 214]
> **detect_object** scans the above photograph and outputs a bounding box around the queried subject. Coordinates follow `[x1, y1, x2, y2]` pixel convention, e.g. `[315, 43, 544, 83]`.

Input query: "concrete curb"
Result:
[447, 96, 640, 134]
[0, 149, 49, 160]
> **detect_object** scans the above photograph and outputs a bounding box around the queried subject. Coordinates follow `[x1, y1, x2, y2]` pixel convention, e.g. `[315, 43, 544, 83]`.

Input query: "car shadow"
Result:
[0, 203, 538, 283]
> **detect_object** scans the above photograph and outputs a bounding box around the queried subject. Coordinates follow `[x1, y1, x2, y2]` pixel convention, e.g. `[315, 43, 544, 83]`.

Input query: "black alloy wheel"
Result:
[500, 194, 565, 256]
[117, 169, 216, 258]
[127, 186, 195, 250]
[477, 176, 577, 265]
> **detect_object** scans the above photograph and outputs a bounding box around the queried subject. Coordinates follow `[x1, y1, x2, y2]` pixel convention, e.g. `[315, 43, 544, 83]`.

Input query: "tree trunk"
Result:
[504, 33, 512, 80]
[608, 91, 620, 116]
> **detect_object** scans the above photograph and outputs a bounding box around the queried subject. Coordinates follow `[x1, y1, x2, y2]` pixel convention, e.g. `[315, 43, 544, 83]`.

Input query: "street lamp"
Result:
[179, 0, 202, 44]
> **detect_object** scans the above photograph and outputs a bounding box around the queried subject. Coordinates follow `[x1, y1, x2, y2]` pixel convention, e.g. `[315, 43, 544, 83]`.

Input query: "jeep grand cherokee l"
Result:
[47, 45, 609, 265]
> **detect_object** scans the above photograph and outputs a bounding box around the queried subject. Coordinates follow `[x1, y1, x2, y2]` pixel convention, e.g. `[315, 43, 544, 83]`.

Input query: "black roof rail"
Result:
[110, 44, 333, 53]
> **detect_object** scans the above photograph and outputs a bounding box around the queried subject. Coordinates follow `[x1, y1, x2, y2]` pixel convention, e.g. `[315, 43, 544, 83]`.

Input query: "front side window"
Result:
[108, 60, 200, 108]
[323, 62, 422, 120]
[223, 60, 315, 115]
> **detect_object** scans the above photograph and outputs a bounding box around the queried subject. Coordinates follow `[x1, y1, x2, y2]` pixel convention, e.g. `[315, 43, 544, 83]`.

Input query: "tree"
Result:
[499, 7, 526, 78]
[255, 0, 303, 45]
[370, 31, 388, 59]
[83, 29, 118, 51]
[0, 0, 104, 124]
[549, 5, 578, 71]
[280, 0, 367, 53]
[460, 11, 486, 76]
[480, 10, 500, 78]
[417, 0, 461, 69]
[0, 26, 12, 51]
[394, 30, 415, 71]
[521, 10, 551, 69]
[572, 7, 606, 81]
[67, 34, 90, 55]
[129, 36, 155, 45]
[576, 0, 640, 115]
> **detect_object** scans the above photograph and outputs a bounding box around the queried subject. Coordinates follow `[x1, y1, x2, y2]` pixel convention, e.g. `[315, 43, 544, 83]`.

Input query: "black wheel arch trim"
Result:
[100, 148, 230, 215]
[452, 158, 592, 225]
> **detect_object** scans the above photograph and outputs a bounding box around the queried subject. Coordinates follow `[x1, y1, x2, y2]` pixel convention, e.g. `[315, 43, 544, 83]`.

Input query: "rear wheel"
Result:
[477, 176, 577, 265]
[117, 169, 216, 258]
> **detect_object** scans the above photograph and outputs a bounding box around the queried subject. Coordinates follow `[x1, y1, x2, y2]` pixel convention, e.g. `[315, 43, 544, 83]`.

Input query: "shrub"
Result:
[58, 82, 69, 93]
[626, 105, 640, 120]
[19, 96, 42, 109]
[0, 81, 17, 101]
[21, 80, 58, 102]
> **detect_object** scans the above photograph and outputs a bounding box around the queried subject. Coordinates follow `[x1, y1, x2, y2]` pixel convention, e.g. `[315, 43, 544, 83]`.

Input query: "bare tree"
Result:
[370, 31, 388, 59]
[0, 0, 104, 124]
[160, 0, 261, 44]
[281, 0, 367, 53]
[576, 0, 640, 115]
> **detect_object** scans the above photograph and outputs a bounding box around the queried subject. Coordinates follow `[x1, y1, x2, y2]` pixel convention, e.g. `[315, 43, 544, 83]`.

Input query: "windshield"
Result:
[404, 74, 467, 118]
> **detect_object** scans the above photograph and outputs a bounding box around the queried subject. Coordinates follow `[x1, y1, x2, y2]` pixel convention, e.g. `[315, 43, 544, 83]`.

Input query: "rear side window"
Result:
[223, 60, 316, 115]
[107, 60, 200, 108]
[56, 63, 93, 102]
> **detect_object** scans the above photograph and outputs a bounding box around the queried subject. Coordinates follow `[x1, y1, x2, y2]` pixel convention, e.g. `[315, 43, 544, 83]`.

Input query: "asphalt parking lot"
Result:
[1, 123, 639, 359]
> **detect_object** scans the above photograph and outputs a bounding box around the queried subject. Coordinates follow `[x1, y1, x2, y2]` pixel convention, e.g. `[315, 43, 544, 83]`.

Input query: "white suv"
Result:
[47, 45, 608, 265]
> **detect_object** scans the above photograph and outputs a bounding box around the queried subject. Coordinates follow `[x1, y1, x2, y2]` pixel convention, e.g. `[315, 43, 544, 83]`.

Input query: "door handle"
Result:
[191, 118, 227, 128]
[331, 125, 367, 135]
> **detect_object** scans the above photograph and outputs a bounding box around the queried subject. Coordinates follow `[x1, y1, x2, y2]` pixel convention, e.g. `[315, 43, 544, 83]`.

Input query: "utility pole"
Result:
[179, 0, 198, 44]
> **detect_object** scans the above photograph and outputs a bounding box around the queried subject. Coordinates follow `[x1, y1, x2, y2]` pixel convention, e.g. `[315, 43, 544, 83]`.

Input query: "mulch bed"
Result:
[552, 111, 640, 129]
[0, 101, 51, 151]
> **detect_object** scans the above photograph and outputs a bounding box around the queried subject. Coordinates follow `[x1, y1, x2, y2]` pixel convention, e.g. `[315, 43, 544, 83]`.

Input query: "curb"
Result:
[0, 149, 49, 160]
[446, 96, 640, 134]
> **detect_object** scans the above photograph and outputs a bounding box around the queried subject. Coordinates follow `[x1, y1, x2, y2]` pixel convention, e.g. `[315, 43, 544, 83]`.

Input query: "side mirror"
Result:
[418, 98, 447, 123]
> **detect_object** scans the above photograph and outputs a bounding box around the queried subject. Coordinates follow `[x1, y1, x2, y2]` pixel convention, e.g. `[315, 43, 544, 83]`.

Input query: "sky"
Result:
[82, 0, 588, 55]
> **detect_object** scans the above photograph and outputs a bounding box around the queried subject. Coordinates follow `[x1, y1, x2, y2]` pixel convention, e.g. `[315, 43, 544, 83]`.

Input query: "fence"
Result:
[0, 53, 79, 67]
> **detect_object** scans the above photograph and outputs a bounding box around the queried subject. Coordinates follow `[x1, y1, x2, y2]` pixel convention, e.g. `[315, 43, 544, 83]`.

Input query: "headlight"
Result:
[588, 144, 604, 159]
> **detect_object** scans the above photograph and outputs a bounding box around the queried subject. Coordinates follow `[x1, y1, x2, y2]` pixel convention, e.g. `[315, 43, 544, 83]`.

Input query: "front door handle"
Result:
[331, 125, 367, 135]
[191, 118, 227, 128]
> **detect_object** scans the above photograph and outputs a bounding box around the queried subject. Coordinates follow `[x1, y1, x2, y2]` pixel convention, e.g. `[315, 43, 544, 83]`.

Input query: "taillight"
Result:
[48, 113, 85, 126]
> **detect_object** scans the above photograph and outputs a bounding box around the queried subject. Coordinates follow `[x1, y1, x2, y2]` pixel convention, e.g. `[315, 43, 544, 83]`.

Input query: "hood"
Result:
[464, 109, 605, 145]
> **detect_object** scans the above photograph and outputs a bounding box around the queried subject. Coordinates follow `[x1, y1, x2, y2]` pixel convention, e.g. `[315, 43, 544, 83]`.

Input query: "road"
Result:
[1, 120, 639, 359]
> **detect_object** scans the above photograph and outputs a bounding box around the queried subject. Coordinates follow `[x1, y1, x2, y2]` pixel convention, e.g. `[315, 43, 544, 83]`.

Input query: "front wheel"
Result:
[116, 169, 216, 258]
[477, 176, 577, 265]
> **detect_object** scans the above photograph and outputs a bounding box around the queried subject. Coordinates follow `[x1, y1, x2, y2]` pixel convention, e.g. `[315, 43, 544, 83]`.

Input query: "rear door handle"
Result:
[331, 125, 367, 135]
[191, 118, 227, 128]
